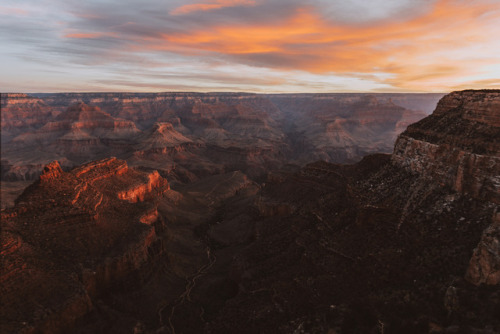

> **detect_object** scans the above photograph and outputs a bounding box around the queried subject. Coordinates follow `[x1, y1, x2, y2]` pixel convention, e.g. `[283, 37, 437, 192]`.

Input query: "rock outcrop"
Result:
[135, 122, 192, 151]
[433, 90, 500, 126]
[466, 211, 500, 285]
[117, 170, 169, 203]
[392, 90, 500, 287]
[39, 161, 64, 182]
[0, 158, 169, 333]
[392, 90, 500, 204]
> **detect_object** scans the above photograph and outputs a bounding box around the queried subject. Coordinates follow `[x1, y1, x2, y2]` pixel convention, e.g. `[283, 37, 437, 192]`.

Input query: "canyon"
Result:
[1, 93, 442, 197]
[1, 90, 499, 333]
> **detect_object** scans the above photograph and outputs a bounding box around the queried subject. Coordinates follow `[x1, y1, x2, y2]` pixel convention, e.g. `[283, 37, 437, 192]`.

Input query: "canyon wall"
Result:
[1, 92, 443, 185]
[391, 90, 500, 286]
[392, 90, 500, 204]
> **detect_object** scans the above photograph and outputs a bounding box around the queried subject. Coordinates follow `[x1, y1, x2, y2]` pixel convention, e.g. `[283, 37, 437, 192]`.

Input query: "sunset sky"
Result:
[1, 0, 499, 93]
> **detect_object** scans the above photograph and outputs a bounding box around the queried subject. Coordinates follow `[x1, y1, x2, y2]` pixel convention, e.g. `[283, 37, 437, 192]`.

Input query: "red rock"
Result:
[117, 170, 169, 203]
[39, 161, 63, 182]
[0, 158, 169, 333]
[1, 90, 499, 333]
[434, 90, 500, 126]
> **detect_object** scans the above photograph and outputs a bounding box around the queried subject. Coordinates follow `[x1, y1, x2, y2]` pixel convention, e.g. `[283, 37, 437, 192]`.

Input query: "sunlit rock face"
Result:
[117, 170, 169, 203]
[0, 158, 168, 333]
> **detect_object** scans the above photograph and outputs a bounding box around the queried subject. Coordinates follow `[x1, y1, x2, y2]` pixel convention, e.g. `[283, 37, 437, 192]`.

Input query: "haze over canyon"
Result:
[1, 92, 442, 207]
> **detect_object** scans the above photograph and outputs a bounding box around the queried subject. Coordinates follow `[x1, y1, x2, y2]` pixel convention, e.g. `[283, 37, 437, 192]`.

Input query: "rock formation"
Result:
[467, 211, 500, 285]
[0, 158, 168, 333]
[393, 90, 500, 204]
[10, 102, 140, 152]
[1, 101, 141, 183]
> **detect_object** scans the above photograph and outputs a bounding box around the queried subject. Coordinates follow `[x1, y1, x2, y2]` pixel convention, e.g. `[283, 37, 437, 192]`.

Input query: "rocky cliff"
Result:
[393, 90, 500, 204]
[0, 158, 169, 334]
[392, 90, 500, 287]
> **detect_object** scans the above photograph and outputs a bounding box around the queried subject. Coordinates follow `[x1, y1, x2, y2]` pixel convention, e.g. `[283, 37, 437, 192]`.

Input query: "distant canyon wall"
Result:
[1, 92, 444, 183]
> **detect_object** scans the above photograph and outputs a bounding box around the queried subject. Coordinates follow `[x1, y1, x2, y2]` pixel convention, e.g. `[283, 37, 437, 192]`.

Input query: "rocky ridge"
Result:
[0, 158, 169, 334]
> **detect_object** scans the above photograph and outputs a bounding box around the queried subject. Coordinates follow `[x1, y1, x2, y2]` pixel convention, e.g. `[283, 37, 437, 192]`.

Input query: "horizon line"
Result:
[2, 90, 453, 95]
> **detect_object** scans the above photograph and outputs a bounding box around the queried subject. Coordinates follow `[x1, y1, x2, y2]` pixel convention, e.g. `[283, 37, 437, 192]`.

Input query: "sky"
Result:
[1, 0, 499, 93]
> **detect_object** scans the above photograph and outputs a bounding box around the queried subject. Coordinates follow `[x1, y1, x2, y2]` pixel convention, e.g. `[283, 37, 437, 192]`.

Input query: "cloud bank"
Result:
[1, 0, 499, 92]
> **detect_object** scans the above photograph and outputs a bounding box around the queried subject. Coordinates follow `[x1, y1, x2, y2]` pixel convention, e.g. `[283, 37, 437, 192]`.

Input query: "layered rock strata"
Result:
[392, 90, 500, 204]
[392, 90, 500, 286]
[0, 158, 169, 333]
[1, 92, 442, 183]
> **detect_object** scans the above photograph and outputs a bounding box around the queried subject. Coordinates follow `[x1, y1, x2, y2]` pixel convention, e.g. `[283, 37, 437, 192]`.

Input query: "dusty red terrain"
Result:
[1, 90, 498, 334]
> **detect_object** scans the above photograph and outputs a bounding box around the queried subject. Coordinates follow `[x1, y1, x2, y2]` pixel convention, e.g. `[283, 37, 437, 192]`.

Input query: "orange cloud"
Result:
[148, 0, 499, 91]
[171, 0, 256, 15]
